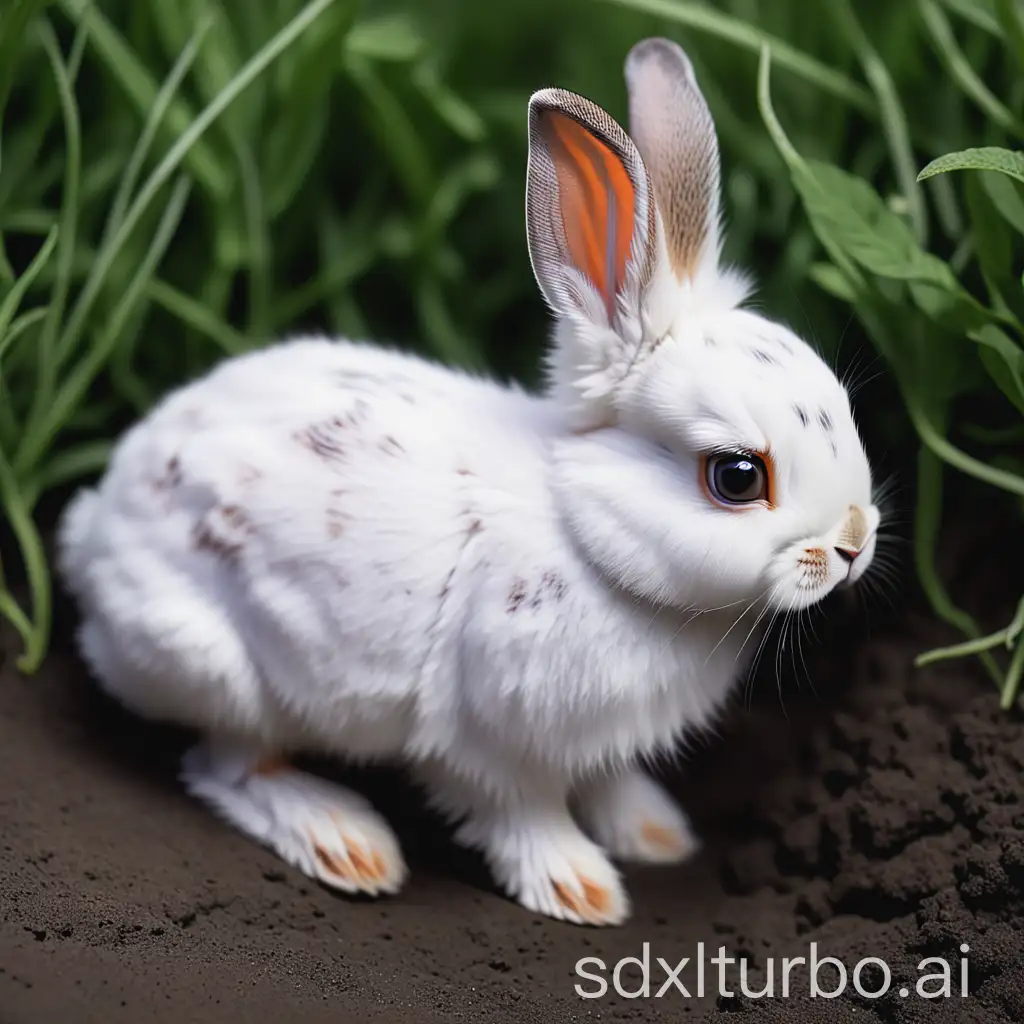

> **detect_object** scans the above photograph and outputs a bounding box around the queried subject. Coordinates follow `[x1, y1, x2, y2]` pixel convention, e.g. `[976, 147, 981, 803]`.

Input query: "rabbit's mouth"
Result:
[770, 504, 881, 610]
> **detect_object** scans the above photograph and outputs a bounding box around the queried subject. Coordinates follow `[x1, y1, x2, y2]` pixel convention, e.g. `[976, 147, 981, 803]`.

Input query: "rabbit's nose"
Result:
[835, 545, 859, 565]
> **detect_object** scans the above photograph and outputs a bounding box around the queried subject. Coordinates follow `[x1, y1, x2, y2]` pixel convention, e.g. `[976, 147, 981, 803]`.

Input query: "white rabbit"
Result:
[57, 37, 880, 926]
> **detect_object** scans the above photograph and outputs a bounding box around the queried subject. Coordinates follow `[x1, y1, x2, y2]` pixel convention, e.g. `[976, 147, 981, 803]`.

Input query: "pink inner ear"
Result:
[542, 111, 636, 313]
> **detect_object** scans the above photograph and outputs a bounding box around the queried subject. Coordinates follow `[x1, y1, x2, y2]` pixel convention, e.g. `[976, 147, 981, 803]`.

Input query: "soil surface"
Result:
[2, 527, 1023, 1022]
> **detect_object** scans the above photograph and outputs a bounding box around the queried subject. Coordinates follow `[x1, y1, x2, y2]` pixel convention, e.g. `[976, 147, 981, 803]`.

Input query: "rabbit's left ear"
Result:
[526, 88, 657, 326]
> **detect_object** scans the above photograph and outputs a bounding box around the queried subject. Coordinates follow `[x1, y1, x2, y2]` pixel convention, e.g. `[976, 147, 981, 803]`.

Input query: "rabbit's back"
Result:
[59, 337, 563, 752]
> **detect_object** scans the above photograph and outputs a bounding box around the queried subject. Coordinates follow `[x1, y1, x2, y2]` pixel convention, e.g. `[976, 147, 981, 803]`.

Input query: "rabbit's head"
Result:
[528, 38, 880, 614]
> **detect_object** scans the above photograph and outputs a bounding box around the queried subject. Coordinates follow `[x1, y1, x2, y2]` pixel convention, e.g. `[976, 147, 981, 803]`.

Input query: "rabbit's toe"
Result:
[577, 767, 700, 865]
[485, 820, 630, 926]
[522, 842, 629, 926]
[181, 740, 407, 897]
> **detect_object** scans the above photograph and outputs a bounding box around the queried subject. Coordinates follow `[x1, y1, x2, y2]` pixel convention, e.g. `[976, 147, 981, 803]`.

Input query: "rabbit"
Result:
[57, 37, 880, 927]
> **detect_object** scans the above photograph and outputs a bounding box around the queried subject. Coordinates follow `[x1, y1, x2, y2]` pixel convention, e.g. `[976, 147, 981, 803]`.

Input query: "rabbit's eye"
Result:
[706, 453, 768, 505]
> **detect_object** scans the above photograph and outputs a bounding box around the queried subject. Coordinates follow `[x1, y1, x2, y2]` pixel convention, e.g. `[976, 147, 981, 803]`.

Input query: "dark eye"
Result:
[706, 453, 769, 505]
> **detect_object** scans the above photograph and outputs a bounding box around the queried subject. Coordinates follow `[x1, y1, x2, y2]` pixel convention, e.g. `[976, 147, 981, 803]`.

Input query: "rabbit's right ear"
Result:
[526, 88, 658, 329]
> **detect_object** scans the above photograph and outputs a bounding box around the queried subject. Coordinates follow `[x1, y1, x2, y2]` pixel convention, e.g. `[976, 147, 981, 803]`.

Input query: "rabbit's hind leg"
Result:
[180, 740, 408, 896]
[574, 766, 700, 865]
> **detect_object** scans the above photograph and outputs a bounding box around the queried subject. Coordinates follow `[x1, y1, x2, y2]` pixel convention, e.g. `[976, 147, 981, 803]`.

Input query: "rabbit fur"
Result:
[57, 38, 880, 925]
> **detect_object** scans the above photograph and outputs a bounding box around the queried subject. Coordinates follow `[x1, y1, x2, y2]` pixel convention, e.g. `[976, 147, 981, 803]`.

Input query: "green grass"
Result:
[1, 0, 1022, 701]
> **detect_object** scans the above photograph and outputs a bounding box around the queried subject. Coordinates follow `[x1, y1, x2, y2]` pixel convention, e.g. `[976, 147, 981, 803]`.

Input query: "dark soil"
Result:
[2, 515, 1023, 1023]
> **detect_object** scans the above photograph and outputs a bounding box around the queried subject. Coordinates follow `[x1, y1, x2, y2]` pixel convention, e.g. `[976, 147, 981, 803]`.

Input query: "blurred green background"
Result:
[1, 0, 1023, 694]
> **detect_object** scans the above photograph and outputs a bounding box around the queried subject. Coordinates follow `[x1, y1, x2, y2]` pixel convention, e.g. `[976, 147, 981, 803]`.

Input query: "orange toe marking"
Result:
[313, 842, 352, 881]
[345, 840, 381, 883]
[641, 821, 684, 854]
[579, 875, 611, 915]
[372, 851, 389, 879]
[552, 880, 582, 915]
[253, 754, 289, 777]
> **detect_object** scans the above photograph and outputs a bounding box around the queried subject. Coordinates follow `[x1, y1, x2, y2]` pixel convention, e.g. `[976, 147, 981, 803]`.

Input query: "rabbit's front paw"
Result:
[482, 818, 630, 926]
[181, 741, 407, 897]
[576, 767, 700, 866]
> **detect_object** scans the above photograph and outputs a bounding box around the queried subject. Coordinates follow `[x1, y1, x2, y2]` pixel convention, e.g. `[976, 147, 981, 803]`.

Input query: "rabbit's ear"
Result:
[624, 38, 720, 282]
[526, 88, 657, 326]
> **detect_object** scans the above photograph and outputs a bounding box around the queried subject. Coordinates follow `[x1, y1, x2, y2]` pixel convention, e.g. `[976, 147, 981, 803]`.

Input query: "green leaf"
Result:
[964, 173, 1024, 324]
[796, 160, 956, 288]
[980, 171, 1024, 234]
[808, 262, 857, 303]
[918, 146, 1024, 184]
[970, 324, 1024, 413]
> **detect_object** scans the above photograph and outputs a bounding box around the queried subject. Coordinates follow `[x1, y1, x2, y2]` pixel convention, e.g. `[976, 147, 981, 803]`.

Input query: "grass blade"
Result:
[0, 445, 51, 673]
[147, 279, 247, 355]
[56, 0, 229, 198]
[0, 225, 58, 344]
[20, 176, 193, 473]
[830, 0, 927, 245]
[918, 0, 1024, 138]
[35, 20, 81, 414]
[28, 0, 347, 474]
[101, 14, 214, 253]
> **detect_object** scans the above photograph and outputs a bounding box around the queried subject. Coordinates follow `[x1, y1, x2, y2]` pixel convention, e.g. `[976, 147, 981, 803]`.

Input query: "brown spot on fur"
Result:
[313, 843, 351, 881]
[456, 467, 475, 477]
[468, 518, 483, 535]
[507, 578, 528, 613]
[252, 754, 289, 777]
[799, 546, 827, 566]
[579, 876, 611, 915]
[552, 880, 582, 915]
[152, 455, 182, 493]
[439, 566, 456, 600]
[751, 348, 777, 366]
[525, 571, 570, 610]
[641, 822, 684, 855]
[220, 505, 248, 528]
[192, 521, 242, 562]
[192, 505, 253, 563]
[798, 546, 829, 585]
[541, 570, 568, 601]
[297, 420, 348, 461]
